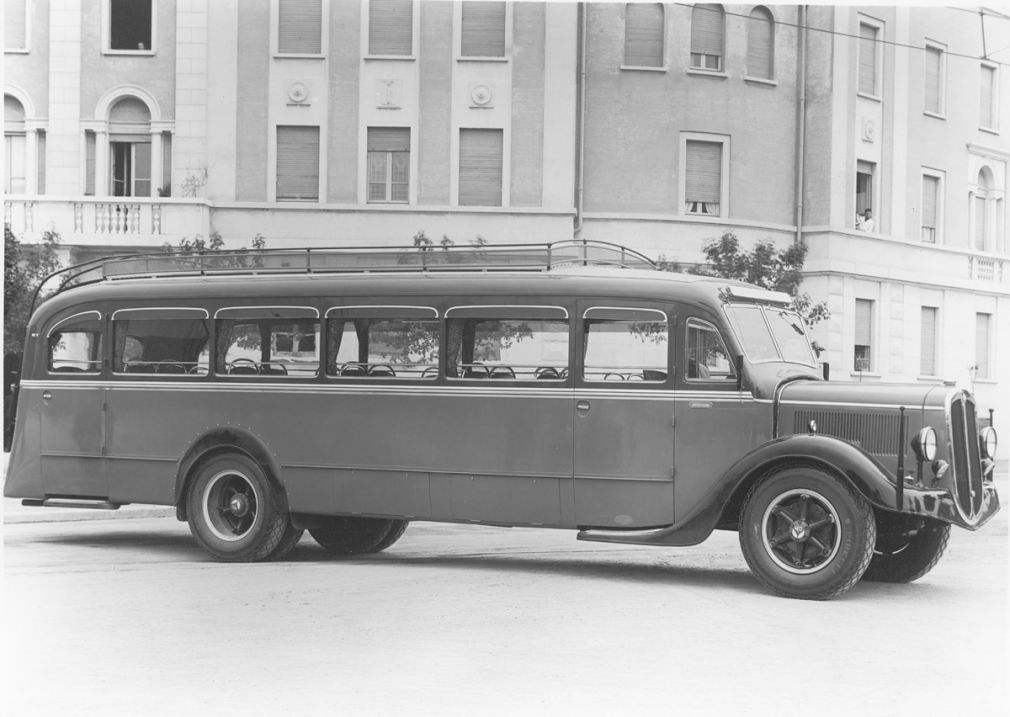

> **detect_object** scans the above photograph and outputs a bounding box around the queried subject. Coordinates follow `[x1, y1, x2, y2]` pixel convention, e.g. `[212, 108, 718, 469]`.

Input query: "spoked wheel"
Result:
[310, 517, 409, 555]
[740, 466, 876, 600]
[187, 453, 288, 562]
[862, 512, 950, 583]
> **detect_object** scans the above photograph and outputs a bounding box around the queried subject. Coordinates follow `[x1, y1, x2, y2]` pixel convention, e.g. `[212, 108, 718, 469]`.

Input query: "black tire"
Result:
[186, 452, 288, 562]
[265, 521, 305, 561]
[739, 466, 876, 600]
[309, 517, 408, 555]
[862, 512, 950, 583]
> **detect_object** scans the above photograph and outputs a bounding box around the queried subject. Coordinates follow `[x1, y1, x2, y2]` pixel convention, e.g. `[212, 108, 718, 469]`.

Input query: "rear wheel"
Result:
[862, 512, 950, 583]
[186, 453, 288, 562]
[309, 517, 408, 555]
[739, 466, 876, 600]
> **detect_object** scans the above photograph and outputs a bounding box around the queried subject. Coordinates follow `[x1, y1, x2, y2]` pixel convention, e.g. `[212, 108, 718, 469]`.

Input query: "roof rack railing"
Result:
[30, 240, 656, 314]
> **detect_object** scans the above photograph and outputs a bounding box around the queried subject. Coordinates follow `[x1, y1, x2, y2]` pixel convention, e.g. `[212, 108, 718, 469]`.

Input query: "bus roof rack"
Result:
[32, 240, 657, 313]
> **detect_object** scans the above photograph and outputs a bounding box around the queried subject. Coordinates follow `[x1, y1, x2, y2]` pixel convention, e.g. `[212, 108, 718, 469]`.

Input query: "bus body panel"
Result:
[38, 383, 107, 497]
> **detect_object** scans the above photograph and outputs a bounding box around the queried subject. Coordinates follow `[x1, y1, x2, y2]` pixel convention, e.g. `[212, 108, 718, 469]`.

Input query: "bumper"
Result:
[897, 480, 1000, 530]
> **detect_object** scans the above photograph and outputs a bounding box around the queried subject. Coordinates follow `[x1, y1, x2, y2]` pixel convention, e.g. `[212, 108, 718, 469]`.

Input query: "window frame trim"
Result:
[455, 0, 512, 62]
[102, 0, 158, 57]
[271, 0, 328, 59]
[4, 0, 32, 53]
[679, 131, 730, 218]
[922, 39, 947, 120]
[855, 15, 884, 101]
[363, 0, 418, 60]
[979, 60, 1000, 134]
[920, 167, 945, 245]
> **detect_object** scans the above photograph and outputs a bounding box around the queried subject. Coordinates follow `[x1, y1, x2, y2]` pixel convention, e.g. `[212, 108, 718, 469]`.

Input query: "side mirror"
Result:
[735, 354, 744, 392]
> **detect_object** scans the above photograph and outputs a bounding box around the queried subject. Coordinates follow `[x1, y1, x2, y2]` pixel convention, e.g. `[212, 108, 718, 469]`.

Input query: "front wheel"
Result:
[186, 453, 288, 562]
[739, 466, 876, 600]
[862, 512, 950, 583]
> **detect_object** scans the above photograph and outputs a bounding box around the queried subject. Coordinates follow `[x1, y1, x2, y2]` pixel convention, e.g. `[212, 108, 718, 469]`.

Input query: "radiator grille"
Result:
[794, 411, 900, 456]
[949, 393, 983, 519]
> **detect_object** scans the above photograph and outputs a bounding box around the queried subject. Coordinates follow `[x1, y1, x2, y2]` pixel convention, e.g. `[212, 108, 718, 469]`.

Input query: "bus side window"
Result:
[216, 317, 320, 378]
[48, 313, 104, 374]
[445, 310, 569, 381]
[113, 316, 209, 375]
[685, 318, 735, 381]
[325, 310, 439, 380]
[582, 316, 668, 383]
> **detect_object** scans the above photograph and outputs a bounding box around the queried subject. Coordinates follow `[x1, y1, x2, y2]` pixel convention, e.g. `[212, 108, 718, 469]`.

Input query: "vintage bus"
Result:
[3, 241, 1000, 599]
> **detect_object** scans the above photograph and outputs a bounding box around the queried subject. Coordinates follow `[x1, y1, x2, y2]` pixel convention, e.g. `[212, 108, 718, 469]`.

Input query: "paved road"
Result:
[2, 489, 1007, 717]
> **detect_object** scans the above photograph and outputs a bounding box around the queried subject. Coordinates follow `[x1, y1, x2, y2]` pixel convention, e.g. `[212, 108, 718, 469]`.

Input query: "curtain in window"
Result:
[685, 141, 722, 204]
[461, 1, 505, 57]
[747, 7, 773, 79]
[369, 0, 412, 55]
[921, 175, 938, 242]
[279, 0, 322, 54]
[920, 307, 937, 375]
[858, 23, 877, 95]
[855, 300, 872, 350]
[276, 126, 320, 201]
[624, 3, 663, 67]
[690, 4, 724, 57]
[924, 47, 942, 114]
[458, 128, 503, 207]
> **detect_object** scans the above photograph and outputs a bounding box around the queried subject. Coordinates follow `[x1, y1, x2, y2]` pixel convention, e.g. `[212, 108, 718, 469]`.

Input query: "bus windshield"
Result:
[725, 304, 817, 368]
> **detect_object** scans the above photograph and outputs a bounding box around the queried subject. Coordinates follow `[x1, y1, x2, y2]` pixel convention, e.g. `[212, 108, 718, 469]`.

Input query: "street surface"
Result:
[2, 482, 1007, 717]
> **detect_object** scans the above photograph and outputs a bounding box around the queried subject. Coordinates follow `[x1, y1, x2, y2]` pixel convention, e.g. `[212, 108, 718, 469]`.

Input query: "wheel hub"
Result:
[790, 520, 810, 542]
[228, 494, 250, 517]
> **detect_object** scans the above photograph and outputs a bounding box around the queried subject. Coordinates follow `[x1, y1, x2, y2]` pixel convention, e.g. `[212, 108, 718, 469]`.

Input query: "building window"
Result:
[857, 21, 879, 96]
[458, 128, 502, 207]
[921, 172, 941, 243]
[5, 0, 28, 50]
[975, 313, 991, 379]
[690, 4, 724, 71]
[368, 0, 412, 56]
[746, 6, 774, 80]
[854, 299, 874, 372]
[108, 97, 153, 197]
[276, 125, 320, 201]
[685, 140, 723, 215]
[3, 94, 26, 194]
[924, 44, 944, 116]
[367, 127, 409, 203]
[109, 0, 152, 51]
[855, 160, 875, 229]
[920, 307, 938, 376]
[624, 3, 664, 68]
[980, 63, 998, 130]
[278, 0, 321, 55]
[971, 166, 1001, 252]
[461, 1, 505, 58]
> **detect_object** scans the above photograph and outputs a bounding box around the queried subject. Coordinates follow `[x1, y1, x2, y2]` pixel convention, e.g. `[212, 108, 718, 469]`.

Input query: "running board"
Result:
[577, 525, 677, 546]
[21, 498, 123, 510]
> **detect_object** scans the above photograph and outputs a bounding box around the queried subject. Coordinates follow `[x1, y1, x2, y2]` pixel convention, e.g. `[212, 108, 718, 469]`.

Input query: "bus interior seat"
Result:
[339, 363, 367, 377]
[260, 363, 288, 375]
[367, 364, 396, 377]
[489, 366, 515, 380]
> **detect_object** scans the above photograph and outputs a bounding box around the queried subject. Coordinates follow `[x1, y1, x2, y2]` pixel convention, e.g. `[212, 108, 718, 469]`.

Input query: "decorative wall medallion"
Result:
[469, 83, 493, 108]
[377, 80, 402, 109]
[287, 81, 310, 105]
[862, 118, 876, 142]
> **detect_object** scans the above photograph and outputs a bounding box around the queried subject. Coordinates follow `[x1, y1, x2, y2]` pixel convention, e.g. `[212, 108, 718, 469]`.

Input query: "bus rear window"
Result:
[49, 316, 103, 374]
[114, 317, 209, 375]
[217, 319, 320, 377]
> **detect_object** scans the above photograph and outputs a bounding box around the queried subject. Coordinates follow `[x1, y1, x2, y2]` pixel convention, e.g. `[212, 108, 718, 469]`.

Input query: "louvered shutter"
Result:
[277, 126, 320, 201]
[921, 175, 938, 242]
[924, 47, 941, 114]
[920, 307, 937, 375]
[691, 4, 723, 56]
[858, 24, 877, 95]
[279, 0, 322, 54]
[458, 129, 502, 207]
[624, 4, 663, 68]
[5, 0, 26, 49]
[747, 8, 773, 79]
[369, 0, 413, 56]
[461, 1, 506, 58]
[980, 65, 995, 127]
[368, 127, 410, 153]
[685, 141, 721, 204]
[855, 300, 872, 347]
[85, 131, 96, 195]
[975, 314, 990, 378]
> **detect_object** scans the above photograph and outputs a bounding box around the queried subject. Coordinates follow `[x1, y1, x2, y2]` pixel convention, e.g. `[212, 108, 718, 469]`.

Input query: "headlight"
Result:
[913, 427, 937, 462]
[980, 427, 998, 459]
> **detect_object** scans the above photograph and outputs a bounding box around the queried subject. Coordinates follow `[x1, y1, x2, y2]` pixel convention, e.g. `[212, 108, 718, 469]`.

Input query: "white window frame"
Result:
[920, 167, 944, 245]
[855, 159, 877, 229]
[853, 297, 876, 374]
[980, 61, 1000, 134]
[364, 0, 418, 60]
[4, 0, 31, 53]
[679, 132, 730, 218]
[744, 5, 775, 84]
[688, 3, 726, 75]
[109, 140, 153, 197]
[919, 305, 939, 378]
[366, 127, 411, 204]
[455, 0, 512, 62]
[974, 312, 993, 380]
[922, 40, 946, 119]
[856, 16, 883, 101]
[621, 2, 666, 72]
[102, 0, 157, 56]
[271, 0, 328, 59]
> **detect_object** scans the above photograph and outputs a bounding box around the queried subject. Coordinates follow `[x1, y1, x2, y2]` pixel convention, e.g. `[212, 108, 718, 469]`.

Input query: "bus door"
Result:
[39, 311, 108, 498]
[573, 302, 675, 529]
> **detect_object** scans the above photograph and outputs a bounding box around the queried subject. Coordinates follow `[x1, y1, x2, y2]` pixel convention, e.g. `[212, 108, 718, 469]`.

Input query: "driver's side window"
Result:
[685, 318, 735, 382]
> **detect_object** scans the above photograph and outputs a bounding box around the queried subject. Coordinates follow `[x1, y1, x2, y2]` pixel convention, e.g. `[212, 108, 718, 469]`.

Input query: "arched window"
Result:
[972, 167, 995, 252]
[690, 4, 724, 71]
[746, 6, 774, 80]
[108, 97, 152, 197]
[4, 95, 27, 194]
[624, 3, 664, 68]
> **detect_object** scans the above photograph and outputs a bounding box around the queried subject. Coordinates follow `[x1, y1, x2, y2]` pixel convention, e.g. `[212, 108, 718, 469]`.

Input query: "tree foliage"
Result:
[4, 225, 62, 355]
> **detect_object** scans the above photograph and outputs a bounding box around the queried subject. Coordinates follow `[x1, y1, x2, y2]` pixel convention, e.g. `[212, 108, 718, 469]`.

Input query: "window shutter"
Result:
[85, 131, 96, 195]
[624, 3, 663, 68]
[691, 4, 723, 57]
[920, 307, 937, 375]
[367, 127, 410, 152]
[924, 47, 941, 113]
[980, 65, 995, 127]
[461, 1, 506, 57]
[279, 0, 322, 54]
[921, 175, 938, 236]
[685, 141, 722, 204]
[858, 23, 877, 95]
[747, 8, 773, 79]
[975, 313, 990, 378]
[458, 128, 502, 207]
[277, 126, 320, 201]
[5, 0, 26, 49]
[369, 0, 413, 56]
[855, 299, 872, 346]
